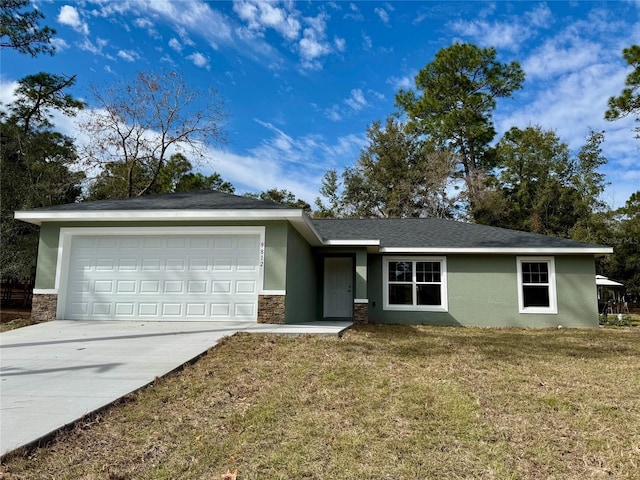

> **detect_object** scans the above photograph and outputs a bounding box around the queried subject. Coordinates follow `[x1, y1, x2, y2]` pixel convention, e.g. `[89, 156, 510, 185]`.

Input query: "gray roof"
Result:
[34, 190, 290, 211]
[310, 218, 606, 249]
[18, 191, 608, 251]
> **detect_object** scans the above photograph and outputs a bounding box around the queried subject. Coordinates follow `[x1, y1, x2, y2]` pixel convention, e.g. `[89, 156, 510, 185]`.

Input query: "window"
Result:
[517, 257, 557, 314]
[383, 257, 448, 311]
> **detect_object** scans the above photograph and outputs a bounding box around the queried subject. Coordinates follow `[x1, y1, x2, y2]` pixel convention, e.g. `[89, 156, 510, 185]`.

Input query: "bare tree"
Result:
[80, 71, 227, 198]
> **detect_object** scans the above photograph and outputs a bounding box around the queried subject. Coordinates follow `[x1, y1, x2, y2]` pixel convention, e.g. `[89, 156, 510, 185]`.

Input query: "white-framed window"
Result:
[516, 256, 557, 314]
[383, 257, 448, 312]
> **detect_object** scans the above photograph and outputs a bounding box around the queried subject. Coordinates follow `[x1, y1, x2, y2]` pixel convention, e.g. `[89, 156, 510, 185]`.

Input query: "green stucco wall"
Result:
[367, 254, 598, 328]
[34, 223, 60, 289]
[33, 221, 289, 291]
[283, 224, 317, 323]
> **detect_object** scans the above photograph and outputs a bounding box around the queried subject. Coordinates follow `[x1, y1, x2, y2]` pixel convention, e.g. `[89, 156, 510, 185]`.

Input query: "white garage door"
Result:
[62, 232, 261, 321]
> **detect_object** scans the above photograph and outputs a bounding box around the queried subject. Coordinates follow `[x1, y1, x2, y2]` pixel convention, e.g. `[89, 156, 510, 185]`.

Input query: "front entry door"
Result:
[323, 257, 353, 318]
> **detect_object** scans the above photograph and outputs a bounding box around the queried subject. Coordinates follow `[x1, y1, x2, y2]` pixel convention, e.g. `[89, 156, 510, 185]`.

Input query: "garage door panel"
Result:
[166, 259, 185, 271]
[97, 237, 118, 248]
[63, 233, 260, 321]
[138, 303, 158, 316]
[115, 303, 135, 316]
[140, 281, 160, 293]
[236, 281, 256, 294]
[94, 280, 114, 293]
[189, 259, 208, 271]
[162, 303, 182, 316]
[96, 259, 115, 271]
[69, 302, 89, 315]
[189, 237, 209, 249]
[187, 280, 207, 293]
[142, 259, 161, 271]
[92, 303, 110, 315]
[164, 281, 184, 294]
[235, 304, 255, 317]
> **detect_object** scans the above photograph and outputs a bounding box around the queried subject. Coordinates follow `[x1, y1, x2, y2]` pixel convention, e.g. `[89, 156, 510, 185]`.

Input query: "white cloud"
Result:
[233, 0, 301, 40]
[0, 78, 19, 109]
[57, 5, 89, 35]
[325, 105, 342, 122]
[94, 0, 234, 46]
[168, 38, 182, 52]
[298, 14, 332, 70]
[200, 119, 367, 201]
[526, 3, 553, 28]
[79, 37, 108, 56]
[345, 89, 367, 111]
[187, 52, 210, 69]
[523, 37, 601, 80]
[449, 17, 534, 52]
[133, 17, 160, 39]
[387, 74, 414, 91]
[324, 88, 376, 121]
[117, 50, 139, 62]
[375, 7, 389, 24]
[334, 36, 346, 52]
[51, 38, 70, 51]
[362, 31, 372, 51]
[134, 18, 153, 29]
[344, 3, 364, 21]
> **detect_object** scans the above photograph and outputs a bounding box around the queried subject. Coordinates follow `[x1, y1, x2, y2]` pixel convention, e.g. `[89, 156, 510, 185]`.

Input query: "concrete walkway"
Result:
[0, 320, 351, 457]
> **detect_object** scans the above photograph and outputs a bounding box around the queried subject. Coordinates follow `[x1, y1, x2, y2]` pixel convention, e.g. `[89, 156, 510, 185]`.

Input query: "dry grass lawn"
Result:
[1, 325, 639, 479]
[0, 308, 36, 332]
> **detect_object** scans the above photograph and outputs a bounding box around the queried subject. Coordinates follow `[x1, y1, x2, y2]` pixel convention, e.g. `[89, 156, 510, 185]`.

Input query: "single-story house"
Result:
[15, 190, 613, 328]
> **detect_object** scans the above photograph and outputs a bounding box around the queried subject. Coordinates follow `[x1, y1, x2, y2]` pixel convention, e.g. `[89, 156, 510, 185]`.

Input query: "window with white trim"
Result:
[516, 257, 557, 314]
[383, 257, 448, 311]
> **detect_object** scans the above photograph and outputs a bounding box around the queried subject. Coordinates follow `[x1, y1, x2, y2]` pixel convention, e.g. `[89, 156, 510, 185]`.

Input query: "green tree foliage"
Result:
[338, 117, 455, 218]
[87, 153, 234, 200]
[80, 71, 227, 198]
[1, 74, 84, 281]
[10, 72, 85, 133]
[314, 169, 341, 218]
[476, 126, 608, 238]
[605, 45, 640, 133]
[600, 192, 640, 298]
[246, 188, 311, 213]
[1, 0, 56, 56]
[395, 43, 525, 216]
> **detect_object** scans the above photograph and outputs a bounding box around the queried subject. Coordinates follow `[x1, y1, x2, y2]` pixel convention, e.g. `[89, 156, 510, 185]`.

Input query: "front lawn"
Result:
[0, 308, 36, 332]
[2, 325, 639, 479]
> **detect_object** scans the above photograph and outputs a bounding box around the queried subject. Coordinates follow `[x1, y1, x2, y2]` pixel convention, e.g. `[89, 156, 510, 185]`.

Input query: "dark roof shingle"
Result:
[33, 190, 290, 211]
[310, 218, 606, 249]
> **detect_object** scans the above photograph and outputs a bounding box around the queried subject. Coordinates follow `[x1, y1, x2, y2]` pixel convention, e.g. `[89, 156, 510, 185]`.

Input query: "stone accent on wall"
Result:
[31, 294, 58, 322]
[353, 302, 369, 324]
[258, 295, 286, 324]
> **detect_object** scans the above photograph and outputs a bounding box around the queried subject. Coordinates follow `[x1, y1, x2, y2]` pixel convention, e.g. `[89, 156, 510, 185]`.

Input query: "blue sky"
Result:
[2, 1, 639, 209]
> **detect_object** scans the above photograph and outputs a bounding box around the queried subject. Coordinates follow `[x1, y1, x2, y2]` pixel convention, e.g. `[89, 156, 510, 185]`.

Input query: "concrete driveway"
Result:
[0, 320, 350, 457]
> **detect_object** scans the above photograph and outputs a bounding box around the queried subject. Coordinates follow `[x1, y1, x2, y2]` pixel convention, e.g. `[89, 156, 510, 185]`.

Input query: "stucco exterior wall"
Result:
[283, 224, 317, 323]
[367, 254, 598, 328]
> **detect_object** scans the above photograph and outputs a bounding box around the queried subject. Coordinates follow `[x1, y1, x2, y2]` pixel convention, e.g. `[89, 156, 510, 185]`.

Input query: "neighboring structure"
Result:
[15, 191, 612, 327]
[596, 275, 626, 315]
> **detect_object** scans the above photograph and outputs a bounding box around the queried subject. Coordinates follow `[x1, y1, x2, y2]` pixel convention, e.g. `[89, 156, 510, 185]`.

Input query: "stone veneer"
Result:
[257, 294, 286, 324]
[31, 294, 58, 322]
[353, 302, 369, 324]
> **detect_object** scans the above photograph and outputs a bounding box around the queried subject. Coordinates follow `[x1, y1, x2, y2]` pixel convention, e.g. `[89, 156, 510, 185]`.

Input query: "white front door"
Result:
[323, 257, 353, 318]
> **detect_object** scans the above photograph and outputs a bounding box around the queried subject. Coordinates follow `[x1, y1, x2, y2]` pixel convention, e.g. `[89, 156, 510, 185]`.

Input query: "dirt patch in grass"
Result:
[2, 325, 639, 479]
[0, 308, 36, 332]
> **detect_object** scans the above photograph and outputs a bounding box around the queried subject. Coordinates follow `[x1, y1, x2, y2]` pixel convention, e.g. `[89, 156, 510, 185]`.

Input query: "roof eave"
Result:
[14, 209, 304, 226]
[379, 247, 614, 255]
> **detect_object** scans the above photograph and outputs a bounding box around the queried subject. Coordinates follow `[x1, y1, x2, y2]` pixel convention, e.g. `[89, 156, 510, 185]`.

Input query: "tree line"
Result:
[1, 0, 638, 297]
